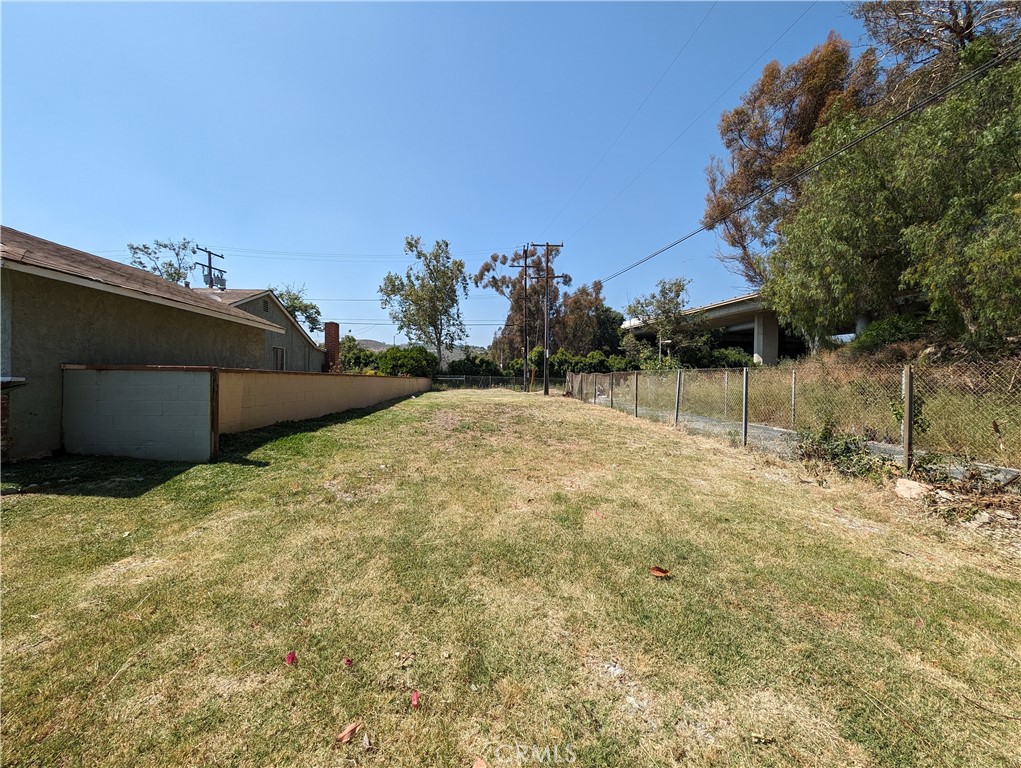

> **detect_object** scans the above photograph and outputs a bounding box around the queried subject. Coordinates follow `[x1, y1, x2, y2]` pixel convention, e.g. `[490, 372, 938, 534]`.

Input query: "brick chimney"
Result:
[324, 321, 340, 372]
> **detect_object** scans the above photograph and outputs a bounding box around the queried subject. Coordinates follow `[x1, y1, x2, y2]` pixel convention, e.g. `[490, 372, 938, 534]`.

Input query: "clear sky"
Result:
[2, 1, 866, 347]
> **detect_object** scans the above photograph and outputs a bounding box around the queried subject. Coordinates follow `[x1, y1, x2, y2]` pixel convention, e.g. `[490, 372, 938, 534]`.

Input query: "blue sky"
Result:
[2, 1, 866, 347]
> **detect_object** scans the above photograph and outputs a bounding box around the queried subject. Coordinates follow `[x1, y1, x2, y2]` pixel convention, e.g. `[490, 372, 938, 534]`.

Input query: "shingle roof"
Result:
[193, 288, 268, 304]
[194, 288, 320, 348]
[0, 227, 283, 332]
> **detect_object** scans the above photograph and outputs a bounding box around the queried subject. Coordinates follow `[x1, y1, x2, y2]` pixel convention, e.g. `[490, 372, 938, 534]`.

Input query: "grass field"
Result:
[2, 389, 1019, 767]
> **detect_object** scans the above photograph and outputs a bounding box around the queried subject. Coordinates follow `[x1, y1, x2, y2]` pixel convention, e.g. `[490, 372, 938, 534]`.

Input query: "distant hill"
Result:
[356, 339, 391, 353]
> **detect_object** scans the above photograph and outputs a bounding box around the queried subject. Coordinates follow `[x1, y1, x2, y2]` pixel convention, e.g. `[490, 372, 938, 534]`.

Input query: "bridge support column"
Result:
[753, 312, 779, 365]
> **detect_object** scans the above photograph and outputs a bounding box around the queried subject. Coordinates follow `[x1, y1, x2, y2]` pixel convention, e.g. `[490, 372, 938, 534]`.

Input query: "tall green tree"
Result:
[127, 238, 197, 283]
[271, 283, 323, 333]
[473, 245, 572, 362]
[702, 33, 879, 286]
[766, 53, 1021, 345]
[556, 280, 622, 356]
[380, 236, 469, 367]
[852, 1, 1021, 106]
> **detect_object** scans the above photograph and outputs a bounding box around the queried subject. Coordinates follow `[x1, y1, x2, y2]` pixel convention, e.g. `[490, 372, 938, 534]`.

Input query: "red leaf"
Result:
[411, 690, 421, 709]
[649, 566, 671, 579]
[285, 651, 297, 666]
[335, 720, 363, 744]
[343, 657, 354, 668]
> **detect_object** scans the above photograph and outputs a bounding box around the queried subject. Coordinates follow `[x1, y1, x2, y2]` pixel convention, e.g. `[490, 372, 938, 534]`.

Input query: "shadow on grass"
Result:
[0, 395, 422, 499]
[0, 453, 194, 499]
[217, 394, 420, 459]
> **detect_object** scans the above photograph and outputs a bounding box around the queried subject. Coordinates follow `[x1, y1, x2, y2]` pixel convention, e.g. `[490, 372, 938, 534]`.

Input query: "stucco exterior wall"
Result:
[3, 269, 265, 460]
[218, 370, 429, 435]
[63, 368, 214, 461]
[233, 296, 325, 372]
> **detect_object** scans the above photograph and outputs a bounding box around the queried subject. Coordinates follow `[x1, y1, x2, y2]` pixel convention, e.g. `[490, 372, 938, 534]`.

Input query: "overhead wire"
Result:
[565, 2, 818, 244]
[537, 1, 718, 238]
[598, 39, 1021, 284]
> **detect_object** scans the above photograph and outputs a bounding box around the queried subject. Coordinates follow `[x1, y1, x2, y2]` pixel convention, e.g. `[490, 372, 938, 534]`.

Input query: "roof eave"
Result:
[2, 259, 286, 334]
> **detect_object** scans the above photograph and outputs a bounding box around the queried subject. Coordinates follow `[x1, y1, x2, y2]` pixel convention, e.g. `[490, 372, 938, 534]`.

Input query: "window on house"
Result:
[273, 347, 286, 370]
[263, 299, 270, 313]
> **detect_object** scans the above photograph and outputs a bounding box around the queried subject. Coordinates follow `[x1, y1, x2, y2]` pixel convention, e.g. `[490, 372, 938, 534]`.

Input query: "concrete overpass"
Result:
[622, 292, 806, 365]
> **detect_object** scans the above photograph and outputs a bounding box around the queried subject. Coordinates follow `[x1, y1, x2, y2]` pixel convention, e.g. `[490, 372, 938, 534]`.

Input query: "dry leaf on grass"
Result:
[411, 690, 421, 709]
[472, 759, 488, 768]
[335, 720, 364, 744]
[343, 657, 354, 668]
[285, 651, 297, 666]
[649, 566, 671, 579]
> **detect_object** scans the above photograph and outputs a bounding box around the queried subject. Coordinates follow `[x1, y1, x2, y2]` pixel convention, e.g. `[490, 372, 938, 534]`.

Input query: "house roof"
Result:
[0, 227, 283, 333]
[193, 288, 267, 304]
[194, 287, 319, 348]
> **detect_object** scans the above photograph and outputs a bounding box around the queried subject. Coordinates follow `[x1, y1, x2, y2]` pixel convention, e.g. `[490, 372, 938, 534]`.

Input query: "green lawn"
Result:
[2, 390, 1019, 766]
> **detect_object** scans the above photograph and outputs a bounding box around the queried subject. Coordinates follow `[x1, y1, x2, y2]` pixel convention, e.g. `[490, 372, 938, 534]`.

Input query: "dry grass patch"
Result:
[2, 390, 1019, 766]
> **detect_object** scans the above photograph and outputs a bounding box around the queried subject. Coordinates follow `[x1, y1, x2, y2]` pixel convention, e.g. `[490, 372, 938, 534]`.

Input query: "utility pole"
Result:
[509, 245, 530, 392]
[194, 246, 226, 289]
[530, 242, 565, 396]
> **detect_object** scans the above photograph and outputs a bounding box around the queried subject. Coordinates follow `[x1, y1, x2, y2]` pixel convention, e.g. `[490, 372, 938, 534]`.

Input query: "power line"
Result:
[309, 295, 502, 302]
[204, 244, 518, 258]
[565, 2, 818, 244]
[599, 40, 1021, 284]
[537, 1, 718, 238]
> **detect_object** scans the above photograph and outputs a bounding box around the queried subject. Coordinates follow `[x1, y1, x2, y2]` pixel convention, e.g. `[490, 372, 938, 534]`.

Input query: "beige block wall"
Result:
[217, 371, 429, 435]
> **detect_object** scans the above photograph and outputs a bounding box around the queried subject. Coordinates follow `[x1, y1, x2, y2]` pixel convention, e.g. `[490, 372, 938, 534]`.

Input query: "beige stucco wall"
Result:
[217, 370, 429, 434]
[3, 269, 265, 460]
[63, 368, 214, 462]
[232, 296, 326, 372]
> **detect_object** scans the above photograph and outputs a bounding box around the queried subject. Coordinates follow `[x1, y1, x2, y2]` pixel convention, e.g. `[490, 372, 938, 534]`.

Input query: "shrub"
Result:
[848, 316, 925, 356]
[376, 345, 438, 377]
[447, 352, 502, 376]
[797, 421, 897, 481]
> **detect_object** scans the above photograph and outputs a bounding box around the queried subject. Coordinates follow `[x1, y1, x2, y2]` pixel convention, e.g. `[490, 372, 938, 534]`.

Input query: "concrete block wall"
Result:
[217, 370, 429, 435]
[62, 368, 214, 461]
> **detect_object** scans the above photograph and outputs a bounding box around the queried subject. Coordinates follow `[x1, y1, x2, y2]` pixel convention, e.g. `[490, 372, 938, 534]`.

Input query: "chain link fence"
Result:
[433, 375, 567, 392]
[567, 359, 1021, 471]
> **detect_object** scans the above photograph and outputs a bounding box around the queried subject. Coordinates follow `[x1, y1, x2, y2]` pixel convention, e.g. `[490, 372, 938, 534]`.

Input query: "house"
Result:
[0, 226, 285, 460]
[193, 288, 325, 373]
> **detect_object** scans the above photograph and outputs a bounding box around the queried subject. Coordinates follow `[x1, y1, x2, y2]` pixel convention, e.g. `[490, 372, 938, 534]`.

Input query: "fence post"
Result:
[741, 367, 749, 447]
[593, 374, 598, 405]
[634, 370, 639, 418]
[674, 368, 682, 428]
[902, 364, 914, 471]
[724, 370, 729, 419]
[680, 370, 685, 418]
[791, 368, 797, 429]
[609, 373, 614, 410]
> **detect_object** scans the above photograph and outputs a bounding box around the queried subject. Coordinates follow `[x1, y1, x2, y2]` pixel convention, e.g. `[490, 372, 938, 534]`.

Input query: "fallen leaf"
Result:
[397, 652, 416, 669]
[914, 618, 925, 629]
[411, 690, 421, 709]
[343, 657, 354, 668]
[472, 759, 489, 768]
[285, 651, 297, 666]
[833, 506, 842, 513]
[649, 566, 671, 579]
[361, 731, 373, 751]
[335, 720, 364, 744]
